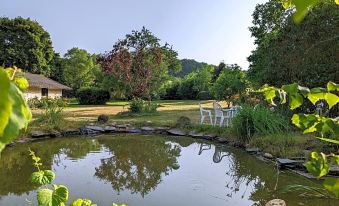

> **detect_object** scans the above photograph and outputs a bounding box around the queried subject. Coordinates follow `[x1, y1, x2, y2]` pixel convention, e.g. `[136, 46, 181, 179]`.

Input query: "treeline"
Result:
[0, 17, 245, 103]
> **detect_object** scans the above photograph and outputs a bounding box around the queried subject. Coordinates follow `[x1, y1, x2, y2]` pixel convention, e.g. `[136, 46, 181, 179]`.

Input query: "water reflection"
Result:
[0, 138, 101, 197]
[0, 135, 338, 206]
[198, 143, 229, 163]
[95, 136, 181, 197]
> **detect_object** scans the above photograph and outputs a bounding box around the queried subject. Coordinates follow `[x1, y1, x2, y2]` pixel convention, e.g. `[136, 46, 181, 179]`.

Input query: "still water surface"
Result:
[0, 134, 338, 206]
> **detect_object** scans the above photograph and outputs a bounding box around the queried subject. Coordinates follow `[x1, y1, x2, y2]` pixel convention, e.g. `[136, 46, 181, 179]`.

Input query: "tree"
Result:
[49, 53, 65, 84]
[211, 64, 248, 103]
[0, 17, 54, 76]
[98, 27, 181, 99]
[63, 48, 100, 91]
[211, 62, 226, 83]
[248, 0, 339, 88]
[178, 66, 213, 99]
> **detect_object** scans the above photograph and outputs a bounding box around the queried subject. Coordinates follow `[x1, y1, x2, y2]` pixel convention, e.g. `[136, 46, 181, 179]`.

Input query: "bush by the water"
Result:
[27, 97, 68, 109]
[232, 105, 291, 144]
[129, 98, 159, 113]
[77, 88, 110, 105]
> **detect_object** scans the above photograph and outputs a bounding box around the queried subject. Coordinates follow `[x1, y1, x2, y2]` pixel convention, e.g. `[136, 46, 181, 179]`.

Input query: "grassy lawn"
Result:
[31, 100, 226, 126]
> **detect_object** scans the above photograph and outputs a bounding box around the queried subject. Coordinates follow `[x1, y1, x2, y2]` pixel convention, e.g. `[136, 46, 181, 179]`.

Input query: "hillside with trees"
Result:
[171, 59, 211, 77]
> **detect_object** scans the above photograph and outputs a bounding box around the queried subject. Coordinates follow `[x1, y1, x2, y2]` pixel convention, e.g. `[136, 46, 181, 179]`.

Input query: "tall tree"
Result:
[98, 27, 181, 99]
[248, 0, 339, 87]
[211, 64, 248, 102]
[49, 52, 65, 84]
[63, 48, 100, 91]
[178, 66, 213, 99]
[0, 17, 54, 76]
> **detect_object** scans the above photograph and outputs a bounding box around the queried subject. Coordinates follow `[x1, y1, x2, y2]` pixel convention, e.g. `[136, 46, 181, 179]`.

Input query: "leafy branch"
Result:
[259, 81, 339, 198]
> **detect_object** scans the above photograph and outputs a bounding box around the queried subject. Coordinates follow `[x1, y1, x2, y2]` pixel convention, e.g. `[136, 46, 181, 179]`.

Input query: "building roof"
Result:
[24, 73, 72, 90]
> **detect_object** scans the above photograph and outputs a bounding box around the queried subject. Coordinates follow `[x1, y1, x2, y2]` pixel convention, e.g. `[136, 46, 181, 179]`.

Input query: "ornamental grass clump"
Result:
[232, 105, 291, 144]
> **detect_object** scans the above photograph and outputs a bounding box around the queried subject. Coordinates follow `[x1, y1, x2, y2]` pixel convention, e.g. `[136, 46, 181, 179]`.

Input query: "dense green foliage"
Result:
[177, 66, 213, 99]
[0, 67, 31, 152]
[211, 64, 248, 102]
[128, 98, 159, 113]
[248, 0, 339, 87]
[76, 88, 110, 105]
[98, 27, 181, 99]
[63, 48, 101, 91]
[0, 17, 54, 76]
[232, 105, 291, 144]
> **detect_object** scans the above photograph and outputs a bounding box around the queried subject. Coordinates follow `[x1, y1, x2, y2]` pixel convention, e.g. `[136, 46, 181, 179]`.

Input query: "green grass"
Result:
[112, 109, 201, 127]
[248, 133, 324, 158]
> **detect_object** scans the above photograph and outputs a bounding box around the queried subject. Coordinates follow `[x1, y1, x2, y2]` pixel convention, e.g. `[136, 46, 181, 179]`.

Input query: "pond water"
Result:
[0, 134, 338, 206]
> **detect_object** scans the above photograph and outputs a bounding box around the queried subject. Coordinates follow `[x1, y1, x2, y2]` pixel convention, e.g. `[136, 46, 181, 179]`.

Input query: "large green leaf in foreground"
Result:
[0, 68, 32, 152]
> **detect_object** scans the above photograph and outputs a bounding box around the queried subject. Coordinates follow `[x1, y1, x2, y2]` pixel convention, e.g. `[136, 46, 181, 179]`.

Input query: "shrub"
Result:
[35, 100, 64, 131]
[143, 101, 159, 113]
[128, 98, 159, 113]
[196, 91, 212, 100]
[129, 98, 145, 113]
[27, 97, 68, 109]
[77, 87, 110, 105]
[231, 105, 291, 144]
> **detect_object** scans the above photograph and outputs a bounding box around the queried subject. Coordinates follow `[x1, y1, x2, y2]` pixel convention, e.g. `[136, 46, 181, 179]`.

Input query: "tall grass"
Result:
[232, 105, 291, 144]
[35, 100, 65, 131]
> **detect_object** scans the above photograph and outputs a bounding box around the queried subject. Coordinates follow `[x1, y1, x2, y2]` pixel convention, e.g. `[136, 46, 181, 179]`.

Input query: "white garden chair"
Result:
[227, 105, 242, 126]
[199, 103, 213, 125]
[213, 101, 232, 127]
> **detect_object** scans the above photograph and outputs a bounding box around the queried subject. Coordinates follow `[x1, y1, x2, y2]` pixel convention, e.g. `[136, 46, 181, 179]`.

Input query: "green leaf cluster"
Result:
[259, 82, 339, 111]
[0, 67, 32, 152]
[281, 0, 339, 22]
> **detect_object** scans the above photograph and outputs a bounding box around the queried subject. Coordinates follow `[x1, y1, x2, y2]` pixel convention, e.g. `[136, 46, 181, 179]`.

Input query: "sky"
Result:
[0, 0, 267, 69]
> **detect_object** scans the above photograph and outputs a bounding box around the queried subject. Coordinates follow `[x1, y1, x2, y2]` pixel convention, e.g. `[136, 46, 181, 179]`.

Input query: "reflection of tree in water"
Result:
[0, 137, 100, 198]
[95, 136, 181, 197]
[221, 149, 333, 206]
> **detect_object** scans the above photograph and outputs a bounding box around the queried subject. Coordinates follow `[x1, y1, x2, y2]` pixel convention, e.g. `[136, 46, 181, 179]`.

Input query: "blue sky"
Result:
[1, 0, 267, 69]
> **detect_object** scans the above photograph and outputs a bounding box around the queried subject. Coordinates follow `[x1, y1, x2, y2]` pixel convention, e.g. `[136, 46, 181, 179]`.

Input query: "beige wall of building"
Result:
[24, 87, 63, 99]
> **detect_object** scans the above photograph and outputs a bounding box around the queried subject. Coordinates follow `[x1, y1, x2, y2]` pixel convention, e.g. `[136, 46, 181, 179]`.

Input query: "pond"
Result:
[0, 134, 338, 206]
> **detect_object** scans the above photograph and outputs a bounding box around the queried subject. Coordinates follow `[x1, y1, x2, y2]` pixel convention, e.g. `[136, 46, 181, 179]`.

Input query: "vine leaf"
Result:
[37, 185, 68, 206]
[0, 70, 12, 142]
[323, 178, 339, 198]
[324, 93, 339, 109]
[32, 170, 56, 185]
[70, 199, 97, 206]
[37, 188, 54, 206]
[0, 68, 32, 152]
[327, 81, 339, 92]
[282, 83, 303, 109]
[305, 152, 329, 179]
